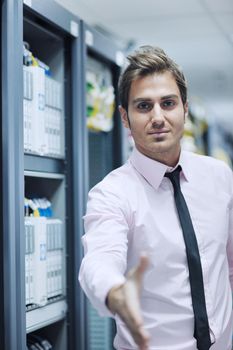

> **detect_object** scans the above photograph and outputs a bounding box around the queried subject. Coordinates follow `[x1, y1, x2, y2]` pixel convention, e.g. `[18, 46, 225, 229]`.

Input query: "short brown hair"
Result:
[118, 45, 187, 111]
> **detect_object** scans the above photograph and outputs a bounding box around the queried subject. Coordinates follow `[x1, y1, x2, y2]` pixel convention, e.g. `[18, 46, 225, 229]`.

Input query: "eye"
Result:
[161, 100, 176, 108]
[137, 101, 153, 112]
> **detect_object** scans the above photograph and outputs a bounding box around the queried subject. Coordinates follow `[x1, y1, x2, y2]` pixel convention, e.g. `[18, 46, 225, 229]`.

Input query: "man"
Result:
[79, 46, 233, 350]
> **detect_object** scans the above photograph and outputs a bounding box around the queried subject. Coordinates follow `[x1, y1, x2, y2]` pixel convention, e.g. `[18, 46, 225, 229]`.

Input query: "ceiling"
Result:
[55, 0, 233, 125]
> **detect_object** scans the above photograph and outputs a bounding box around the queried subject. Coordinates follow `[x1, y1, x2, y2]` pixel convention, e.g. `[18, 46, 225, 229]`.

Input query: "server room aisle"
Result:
[1, 0, 233, 350]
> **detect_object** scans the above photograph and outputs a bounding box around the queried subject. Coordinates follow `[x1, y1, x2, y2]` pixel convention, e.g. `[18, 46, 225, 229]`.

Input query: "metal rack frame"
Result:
[2, 0, 25, 349]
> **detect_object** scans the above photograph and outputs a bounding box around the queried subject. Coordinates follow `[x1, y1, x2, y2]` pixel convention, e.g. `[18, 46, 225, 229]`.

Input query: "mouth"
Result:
[148, 130, 170, 135]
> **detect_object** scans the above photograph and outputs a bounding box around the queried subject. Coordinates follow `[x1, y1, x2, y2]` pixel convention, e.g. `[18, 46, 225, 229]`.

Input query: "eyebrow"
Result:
[161, 94, 179, 100]
[132, 94, 179, 104]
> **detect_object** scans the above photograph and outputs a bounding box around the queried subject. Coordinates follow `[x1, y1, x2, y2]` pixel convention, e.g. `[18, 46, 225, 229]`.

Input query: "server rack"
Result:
[1, 0, 125, 349]
[1, 0, 87, 349]
[83, 22, 124, 350]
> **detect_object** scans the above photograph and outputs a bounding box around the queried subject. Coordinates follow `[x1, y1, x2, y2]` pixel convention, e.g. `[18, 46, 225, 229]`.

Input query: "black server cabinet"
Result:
[83, 22, 124, 350]
[1, 0, 86, 349]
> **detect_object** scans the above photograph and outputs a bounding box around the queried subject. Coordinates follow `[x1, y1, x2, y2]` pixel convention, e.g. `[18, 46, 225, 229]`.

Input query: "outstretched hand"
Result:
[107, 254, 150, 350]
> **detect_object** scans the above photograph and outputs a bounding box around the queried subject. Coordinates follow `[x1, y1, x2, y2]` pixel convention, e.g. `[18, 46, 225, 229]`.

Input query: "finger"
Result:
[131, 325, 150, 350]
[119, 298, 143, 328]
[115, 289, 150, 349]
[120, 299, 149, 340]
[120, 308, 149, 350]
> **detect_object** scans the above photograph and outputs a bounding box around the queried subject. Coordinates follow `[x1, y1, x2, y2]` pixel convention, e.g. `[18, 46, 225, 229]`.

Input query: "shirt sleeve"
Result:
[78, 182, 129, 317]
[225, 165, 233, 290]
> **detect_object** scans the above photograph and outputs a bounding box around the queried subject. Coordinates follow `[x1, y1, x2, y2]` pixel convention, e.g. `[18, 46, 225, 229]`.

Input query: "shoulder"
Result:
[88, 161, 135, 202]
[85, 162, 136, 220]
[184, 150, 233, 192]
[192, 151, 231, 174]
[184, 150, 231, 171]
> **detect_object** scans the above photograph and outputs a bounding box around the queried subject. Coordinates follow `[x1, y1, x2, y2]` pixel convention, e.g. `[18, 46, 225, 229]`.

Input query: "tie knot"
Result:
[165, 165, 182, 189]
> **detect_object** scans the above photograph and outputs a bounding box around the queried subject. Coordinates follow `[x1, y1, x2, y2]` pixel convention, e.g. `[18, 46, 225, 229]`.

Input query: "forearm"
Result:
[79, 253, 126, 317]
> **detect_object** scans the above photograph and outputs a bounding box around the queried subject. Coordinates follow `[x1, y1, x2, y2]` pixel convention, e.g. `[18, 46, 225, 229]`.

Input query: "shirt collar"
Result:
[130, 147, 190, 190]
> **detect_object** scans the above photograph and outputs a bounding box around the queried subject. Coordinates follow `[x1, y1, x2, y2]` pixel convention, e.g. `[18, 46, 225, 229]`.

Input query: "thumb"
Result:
[136, 253, 149, 276]
[127, 253, 149, 283]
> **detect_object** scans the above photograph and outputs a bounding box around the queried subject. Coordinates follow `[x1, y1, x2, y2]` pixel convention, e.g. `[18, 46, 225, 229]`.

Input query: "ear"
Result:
[184, 101, 189, 122]
[119, 105, 130, 129]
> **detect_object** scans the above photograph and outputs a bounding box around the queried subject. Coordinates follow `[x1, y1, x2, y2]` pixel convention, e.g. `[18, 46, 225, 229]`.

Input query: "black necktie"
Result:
[165, 165, 212, 350]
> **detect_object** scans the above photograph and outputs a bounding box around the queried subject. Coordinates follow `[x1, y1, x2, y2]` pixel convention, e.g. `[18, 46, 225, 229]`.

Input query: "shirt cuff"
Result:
[79, 265, 126, 317]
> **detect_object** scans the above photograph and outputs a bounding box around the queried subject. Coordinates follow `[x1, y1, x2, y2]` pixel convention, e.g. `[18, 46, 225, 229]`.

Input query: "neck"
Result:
[136, 146, 181, 167]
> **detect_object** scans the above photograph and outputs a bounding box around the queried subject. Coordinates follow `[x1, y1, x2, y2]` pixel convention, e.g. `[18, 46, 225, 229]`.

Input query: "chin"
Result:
[150, 143, 171, 153]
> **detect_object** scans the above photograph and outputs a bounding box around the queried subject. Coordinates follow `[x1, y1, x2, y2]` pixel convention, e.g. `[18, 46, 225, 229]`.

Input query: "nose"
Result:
[151, 105, 165, 128]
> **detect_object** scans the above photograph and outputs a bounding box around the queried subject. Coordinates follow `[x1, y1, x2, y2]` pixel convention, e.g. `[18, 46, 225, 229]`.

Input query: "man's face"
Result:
[119, 71, 188, 166]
